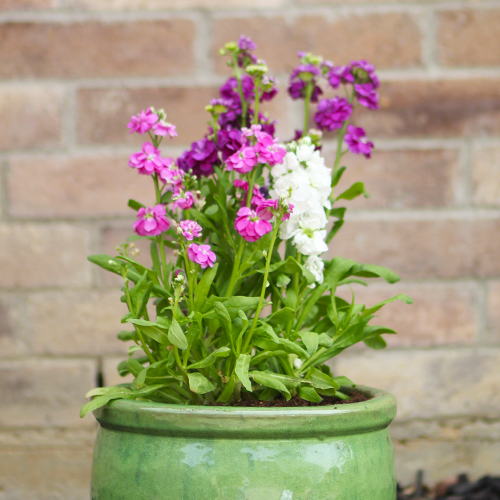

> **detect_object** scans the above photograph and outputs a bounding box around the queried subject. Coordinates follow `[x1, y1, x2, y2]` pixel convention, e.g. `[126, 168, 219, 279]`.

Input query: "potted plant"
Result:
[82, 36, 412, 500]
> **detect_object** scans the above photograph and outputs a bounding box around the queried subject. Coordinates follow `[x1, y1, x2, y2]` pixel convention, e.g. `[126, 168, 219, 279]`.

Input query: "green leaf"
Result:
[205, 204, 219, 217]
[235, 354, 252, 392]
[80, 392, 132, 418]
[318, 332, 333, 347]
[117, 330, 136, 341]
[128, 199, 145, 211]
[266, 307, 295, 327]
[187, 347, 231, 369]
[236, 310, 249, 353]
[126, 319, 170, 345]
[309, 368, 340, 390]
[278, 338, 310, 359]
[333, 375, 355, 387]
[250, 371, 290, 395]
[360, 294, 413, 319]
[87, 254, 123, 275]
[299, 386, 322, 403]
[301, 332, 319, 357]
[350, 263, 402, 284]
[85, 386, 132, 398]
[168, 318, 188, 350]
[217, 374, 235, 403]
[194, 263, 218, 311]
[326, 219, 344, 244]
[331, 166, 346, 188]
[336, 182, 369, 201]
[250, 350, 288, 365]
[188, 373, 215, 394]
[364, 335, 388, 349]
[150, 241, 162, 277]
[276, 274, 291, 287]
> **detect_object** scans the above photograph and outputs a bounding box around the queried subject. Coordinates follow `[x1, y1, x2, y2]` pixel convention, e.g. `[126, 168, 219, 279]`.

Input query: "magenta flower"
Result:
[153, 120, 177, 138]
[256, 199, 293, 221]
[133, 205, 170, 236]
[327, 65, 355, 89]
[217, 128, 245, 161]
[173, 190, 195, 211]
[127, 108, 158, 135]
[254, 131, 286, 166]
[351, 60, 379, 88]
[288, 80, 323, 103]
[234, 179, 266, 207]
[345, 125, 374, 158]
[238, 35, 257, 51]
[188, 243, 216, 269]
[355, 83, 380, 110]
[177, 138, 218, 177]
[180, 220, 202, 241]
[314, 98, 353, 132]
[128, 142, 165, 175]
[159, 161, 184, 188]
[226, 146, 258, 174]
[235, 207, 273, 242]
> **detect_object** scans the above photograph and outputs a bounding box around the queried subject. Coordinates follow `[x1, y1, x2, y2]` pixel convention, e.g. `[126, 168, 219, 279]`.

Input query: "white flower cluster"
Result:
[270, 137, 331, 285]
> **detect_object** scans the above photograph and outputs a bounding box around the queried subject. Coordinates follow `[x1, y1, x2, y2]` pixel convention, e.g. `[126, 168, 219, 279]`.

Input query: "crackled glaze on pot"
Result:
[91, 386, 397, 500]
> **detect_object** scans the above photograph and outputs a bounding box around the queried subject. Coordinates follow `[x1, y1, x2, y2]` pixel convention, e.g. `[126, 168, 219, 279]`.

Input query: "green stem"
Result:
[181, 245, 195, 311]
[253, 85, 261, 125]
[303, 82, 314, 135]
[225, 239, 245, 298]
[246, 169, 257, 208]
[242, 221, 281, 353]
[232, 54, 248, 127]
[153, 174, 169, 286]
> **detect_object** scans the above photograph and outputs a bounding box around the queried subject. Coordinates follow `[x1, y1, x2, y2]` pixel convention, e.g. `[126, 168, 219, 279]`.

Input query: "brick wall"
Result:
[1, 0, 500, 497]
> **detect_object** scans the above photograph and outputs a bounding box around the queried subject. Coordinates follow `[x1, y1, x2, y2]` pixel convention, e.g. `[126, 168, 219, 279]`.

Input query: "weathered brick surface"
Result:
[330, 218, 500, 279]
[27, 290, 128, 355]
[438, 10, 500, 67]
[352, 79, 500, 139]
[0, 293, 30, 357]
[0, 20, 194, 79]
[70, 0, 287, 8]
[0, 359, 97, 428]
[0, 447, 92, 500]
[0, 224, 91, 288]
[8, 155, 154, 218]
[103, 356, 134, 386]
[213, 14, 421, 73]
[472, 146, 500, 207]
[324, 148, 461, 209]
[0, 0, 55, 9]
[332, 348, 500, 420]
[77, 87, 218, 147]
[337, 282, 479, 347]
[0, 86, 64, 151]
[487, 281, 500, 344]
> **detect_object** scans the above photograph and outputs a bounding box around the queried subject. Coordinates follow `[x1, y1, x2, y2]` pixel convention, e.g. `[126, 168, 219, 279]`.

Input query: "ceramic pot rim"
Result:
[94, 385, 397, 439]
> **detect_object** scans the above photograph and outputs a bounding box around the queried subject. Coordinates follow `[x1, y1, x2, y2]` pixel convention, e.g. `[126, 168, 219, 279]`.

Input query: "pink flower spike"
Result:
[128, 142, 165, 176]
[188, 243, 216, 269]
[256, 199, 278, 220]
[233, 179, 266, 208]
[159, 161, 184, 188]
[235, 206, 273, 242]
[180, 220, 202, 241]
[226, 146, 258, 174]
[127, 108, 158, 135]
[282, 203, 294, 221]
[133, 205, 170, 236]
[153, 120, 178, 138]
[173, 190, 195, 210]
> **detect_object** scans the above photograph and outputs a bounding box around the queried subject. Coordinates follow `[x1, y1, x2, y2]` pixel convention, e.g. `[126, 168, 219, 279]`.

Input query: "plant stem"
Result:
[246, 168, 257, 208]
[303, 83, 314, 135]
[232, 54, 248, 127]
[153, 174, 169, 287]
[225, 239, 245, 298]
[242, 220, 281, 353]
[253, 85, 261, 125]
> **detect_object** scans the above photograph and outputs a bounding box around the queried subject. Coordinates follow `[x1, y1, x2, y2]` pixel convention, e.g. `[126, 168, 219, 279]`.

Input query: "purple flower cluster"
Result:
[314, 98, 353, 132]
[344, 125, 374, 158]
[177, 139, 219, 177]
[288, 62, 323, 102]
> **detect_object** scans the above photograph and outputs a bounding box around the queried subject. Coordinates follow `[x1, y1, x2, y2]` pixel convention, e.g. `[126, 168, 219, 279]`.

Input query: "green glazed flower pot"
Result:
[91, 386, 397, 500]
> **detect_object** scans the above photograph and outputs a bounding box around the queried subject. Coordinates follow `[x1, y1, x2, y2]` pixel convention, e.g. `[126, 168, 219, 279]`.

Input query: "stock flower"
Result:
[288, 63, 323, 102]
[180, 220, 202, 240]
[173, 190, 195, 210]
[314, 98, 352, 132]
[127, 108, 158, 134]
[238, 35, 257, 51]
[254, 131, 287, 166]
[292, 212, 328, 256]
[354, 83, 380, 110]
[235, 206, 273, 242]
[187, 243, 216, 269]
[351, 60, 379, 88]
[327, 65, 355, 89]
[288, 80, 323, 102]
[233, 179, 266, 207]
[221, 76, 254, 103]
[178, 139, 218, 177]
[217, 128, 245, 161]
[255, 199, 279, 219]
[345, 125, 374, 158]
[304, 255, 325, 284]
[128, 142, 165, 175]
[133, 205, 170, 237]
[158, 161, 184, 188]
[152, 120, 177, 138]
[226, 146, 258, 174]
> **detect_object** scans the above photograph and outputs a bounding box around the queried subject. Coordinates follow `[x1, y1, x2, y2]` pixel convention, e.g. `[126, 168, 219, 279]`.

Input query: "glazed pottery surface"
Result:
[91, 385, 397, 500]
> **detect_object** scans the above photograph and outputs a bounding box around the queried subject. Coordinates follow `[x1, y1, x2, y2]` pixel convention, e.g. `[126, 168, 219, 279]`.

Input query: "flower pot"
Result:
[91, 385, 397, 500]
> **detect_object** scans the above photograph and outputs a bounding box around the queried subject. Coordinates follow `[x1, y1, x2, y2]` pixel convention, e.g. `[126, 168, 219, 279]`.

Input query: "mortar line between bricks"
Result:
[420, 6, 438, 70]
[476, 279, 491, 346]
[456, 140, 473, 207]
[0, 158, 9, 223]
[192, 11, 213, 79]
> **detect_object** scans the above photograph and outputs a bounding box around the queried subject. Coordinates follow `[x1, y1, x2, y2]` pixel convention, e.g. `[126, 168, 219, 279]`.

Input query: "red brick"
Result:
[472, 146, 500, 207]
[0, 20, 194, 79]
[28, 290, 128, 355]
[351, 79, 500, 139]
[8, 155, 155, 218]
[337, 282, 478, 347]
[323, 147, 460, 209]
[0, 359, 97, 428]
[77, 86, 217, 147]
[70, 0, 286, 8]
[0, 224, 91, 288]
[213, 14, 421, 73]
[439, 10, 500, 67]
[329, 218, 500, 279]
[0, 86, 64, 150]
[0, 294, 29, 357]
